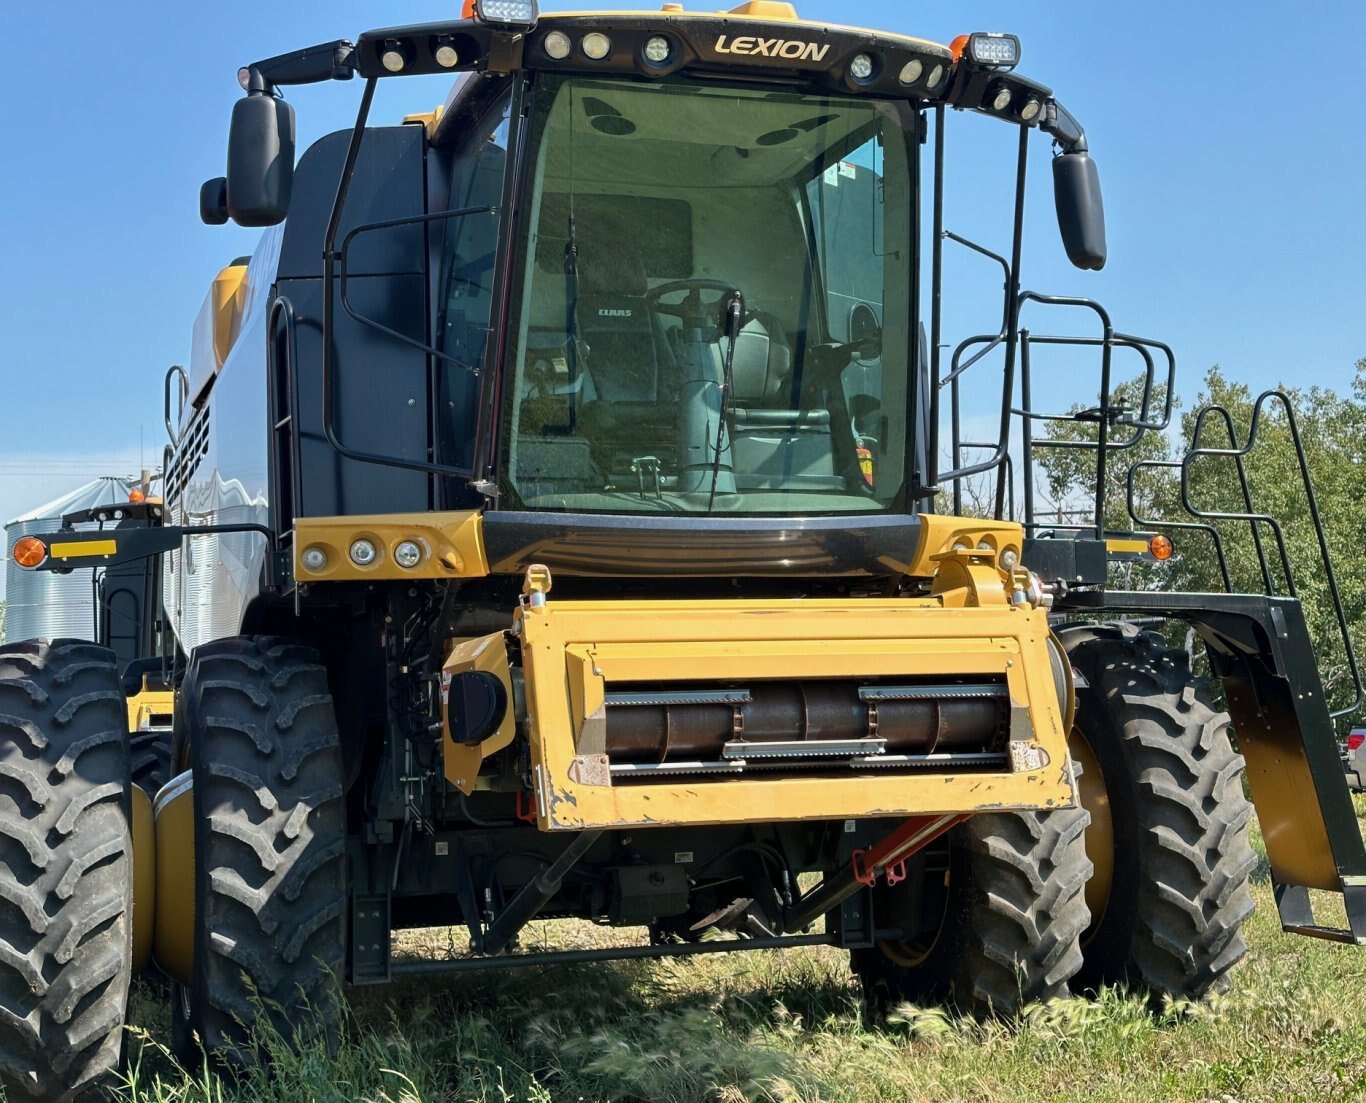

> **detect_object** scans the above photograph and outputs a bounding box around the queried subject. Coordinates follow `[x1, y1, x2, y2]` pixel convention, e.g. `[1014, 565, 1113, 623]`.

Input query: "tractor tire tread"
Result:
[852, 801, 1092, 1019]
[1063, 625, 1256, 1001]
[184, 636, 345, 1066]
[0, 640, 131, 1103]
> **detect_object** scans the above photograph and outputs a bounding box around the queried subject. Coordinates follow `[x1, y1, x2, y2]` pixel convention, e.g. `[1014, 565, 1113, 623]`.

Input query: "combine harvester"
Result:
[3, 2, 1362, 1097]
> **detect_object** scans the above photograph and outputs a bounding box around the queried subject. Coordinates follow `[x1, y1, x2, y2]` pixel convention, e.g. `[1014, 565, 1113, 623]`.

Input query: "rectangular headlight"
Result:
[967, 32, 1020, 70]
[474, 0, 539, 27]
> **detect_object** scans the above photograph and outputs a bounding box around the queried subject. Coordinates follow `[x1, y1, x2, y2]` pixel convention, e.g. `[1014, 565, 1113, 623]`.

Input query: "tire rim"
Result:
[876, 859, 950, 967]
[1069, 727, 1114, 938]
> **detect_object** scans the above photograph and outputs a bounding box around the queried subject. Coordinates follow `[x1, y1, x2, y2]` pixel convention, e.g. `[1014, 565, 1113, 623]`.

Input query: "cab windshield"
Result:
[500, 74, 914, 514]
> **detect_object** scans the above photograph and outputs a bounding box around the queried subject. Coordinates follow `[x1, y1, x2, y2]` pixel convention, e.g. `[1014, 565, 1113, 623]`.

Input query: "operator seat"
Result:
[575, 245, 681, 469]
[728, 313, 836, 486]
[577, 246, 667, 403]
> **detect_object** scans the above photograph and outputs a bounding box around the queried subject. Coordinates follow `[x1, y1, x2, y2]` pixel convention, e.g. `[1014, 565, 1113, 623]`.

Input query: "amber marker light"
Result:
[1149, 534, 1174, 561]
[128, 488, 146, 503]
[13, 536, 47, 569]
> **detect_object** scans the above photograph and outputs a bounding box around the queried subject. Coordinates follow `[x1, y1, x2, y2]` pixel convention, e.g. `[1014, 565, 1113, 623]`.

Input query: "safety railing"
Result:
[1128, 390, 1363, 718]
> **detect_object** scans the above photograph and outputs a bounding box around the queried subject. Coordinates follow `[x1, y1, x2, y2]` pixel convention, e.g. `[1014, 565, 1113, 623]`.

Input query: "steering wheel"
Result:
[645, 278, 744, 331]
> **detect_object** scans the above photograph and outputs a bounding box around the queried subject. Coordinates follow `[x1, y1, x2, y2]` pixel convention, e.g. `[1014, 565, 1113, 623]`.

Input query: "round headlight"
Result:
[394, 541, 423, 569]
[899, 59, 923, 85]
[301, 546, 328, 572]
[644, 36, 671, 64]
[850, 53, 875, 81]
[434, 43, 460, 68]
[349, 539, 378, 566]
[381, 47, 407, 73]
[1019, 98, 1042, 123]
[926, 63, 944, 89]
[543, 30, 572, 60]
[582, 33, 612, 60]
[991, 86, 1013, 112]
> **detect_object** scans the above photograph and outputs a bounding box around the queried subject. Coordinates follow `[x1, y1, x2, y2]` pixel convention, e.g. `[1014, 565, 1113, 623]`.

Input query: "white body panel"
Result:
[163, 229, 282, 654]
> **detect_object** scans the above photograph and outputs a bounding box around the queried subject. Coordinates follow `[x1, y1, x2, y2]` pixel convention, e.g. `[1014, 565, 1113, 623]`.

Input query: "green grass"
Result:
[115, 794, 1366, 1103]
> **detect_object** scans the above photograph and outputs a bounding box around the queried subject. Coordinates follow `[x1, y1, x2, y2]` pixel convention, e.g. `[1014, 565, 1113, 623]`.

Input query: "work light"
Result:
[965, 32, 1020, 70]
[543, 30, 572, 59]
[469, 0, 539, 29]
[644, 36, 671, 64]
[582, 33, 612, 60]
[380, 40, 409, 73]
[434, 38, 461, 68]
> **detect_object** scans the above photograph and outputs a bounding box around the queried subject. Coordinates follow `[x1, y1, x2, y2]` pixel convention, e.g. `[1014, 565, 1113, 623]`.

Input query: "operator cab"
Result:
[206, 3, 1105, 575]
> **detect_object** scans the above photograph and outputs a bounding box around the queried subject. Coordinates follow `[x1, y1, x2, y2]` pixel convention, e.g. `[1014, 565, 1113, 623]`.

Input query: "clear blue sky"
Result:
[2, 2, 1364, 566]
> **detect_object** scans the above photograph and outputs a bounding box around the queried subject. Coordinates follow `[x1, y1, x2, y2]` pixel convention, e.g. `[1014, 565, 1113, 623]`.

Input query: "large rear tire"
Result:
[851, 804, 1092, 1018]
[171, 636, 346, 1068]
[129, 726, 171, 797]
[0, 640, 132, 1102]
[1062, 624, 1256, 1002]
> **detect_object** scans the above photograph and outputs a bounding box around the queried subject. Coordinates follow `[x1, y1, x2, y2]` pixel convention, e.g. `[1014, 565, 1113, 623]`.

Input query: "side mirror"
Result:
[1052, 151, 1106, 271]
[226, 92, 296, 227]
[849, 302, 883, 362]
[199, 177, 228, 225]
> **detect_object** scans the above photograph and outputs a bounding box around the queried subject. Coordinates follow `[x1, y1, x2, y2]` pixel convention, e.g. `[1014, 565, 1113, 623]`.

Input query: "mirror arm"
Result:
[1041, 100, 1087, 154]
[241, 39, 357, 94]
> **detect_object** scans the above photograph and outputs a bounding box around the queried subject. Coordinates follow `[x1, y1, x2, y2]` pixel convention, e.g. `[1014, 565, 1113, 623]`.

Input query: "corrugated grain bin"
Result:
[4, 477, 135, 641]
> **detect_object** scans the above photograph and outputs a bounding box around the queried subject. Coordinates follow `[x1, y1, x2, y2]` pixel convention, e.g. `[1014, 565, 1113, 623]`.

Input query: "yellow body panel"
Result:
[443, 632, 519, 792]
[723, 1, 797, 17]
[517, 596, 1074, 830]
[403, 107, 444, 137]
[294, 510, 489, 582]
[210, 263, 248, 368]
[127, 684, 174, 736]
[152, 772, 195, 985]
[1104, 538, 1150, 555]
[905, 515, 1023, 581]
[48, 538, 117, 560]
[131, 785, 155, 975]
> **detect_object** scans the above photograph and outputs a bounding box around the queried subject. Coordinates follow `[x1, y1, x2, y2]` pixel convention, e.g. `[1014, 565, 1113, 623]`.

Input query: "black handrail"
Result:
[337, 204, 497, 367]
[317, 77, 484, 480]
[1186, 404, 1278, 595]
[268, 297, 305, 543]
[163, 364, 188, 445]
[1177, 391, 1362, 717]
[1124, 457, 1234, 593]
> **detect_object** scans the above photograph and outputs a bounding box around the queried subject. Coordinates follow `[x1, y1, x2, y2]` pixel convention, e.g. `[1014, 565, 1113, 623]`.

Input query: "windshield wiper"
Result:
[707, 291, 746, 511]
[562, 212, 581, 434]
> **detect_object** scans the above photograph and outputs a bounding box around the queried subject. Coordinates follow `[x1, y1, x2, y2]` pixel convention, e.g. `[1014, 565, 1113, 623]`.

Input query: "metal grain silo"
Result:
[4, 477, 136, 643]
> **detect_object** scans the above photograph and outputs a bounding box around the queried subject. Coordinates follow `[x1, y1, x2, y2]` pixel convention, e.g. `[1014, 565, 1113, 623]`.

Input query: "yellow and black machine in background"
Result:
[3, 2, 1363, 1097]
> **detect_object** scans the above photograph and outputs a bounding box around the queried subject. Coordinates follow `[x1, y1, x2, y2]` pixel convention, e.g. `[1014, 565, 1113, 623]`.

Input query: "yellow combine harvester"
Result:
[4, 2, 1363, 1097]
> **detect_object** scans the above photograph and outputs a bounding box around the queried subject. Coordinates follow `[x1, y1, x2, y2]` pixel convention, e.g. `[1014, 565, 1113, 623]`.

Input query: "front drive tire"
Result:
[851, 804, 1092, 1019]
[0, 640, 133, 1102]
[1062, 624, 1257, 1002]
[172, 636, 346, 1068]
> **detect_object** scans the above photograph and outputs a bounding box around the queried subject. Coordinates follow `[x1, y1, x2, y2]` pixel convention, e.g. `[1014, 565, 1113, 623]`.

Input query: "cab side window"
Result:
[437, 93, 513, 470]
